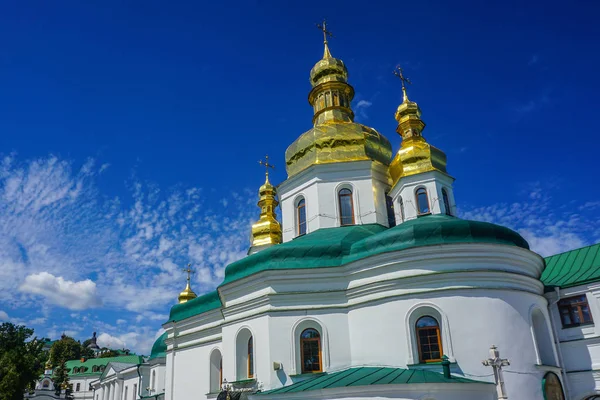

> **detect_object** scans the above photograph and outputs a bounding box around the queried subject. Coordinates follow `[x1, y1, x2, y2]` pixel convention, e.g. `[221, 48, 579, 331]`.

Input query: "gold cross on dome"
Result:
[393, 65, 412, 102]
[316, 19, 334, 43]
[183, 264, 195, 283]
[258, 155, 275, 178]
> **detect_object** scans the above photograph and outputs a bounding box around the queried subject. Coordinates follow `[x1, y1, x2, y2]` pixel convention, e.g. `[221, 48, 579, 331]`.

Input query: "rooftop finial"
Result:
[393, 65, 412, 103]
[316, 19, 334, 59]
[258, 155, 275, 182]
[178, 264, 197, 304]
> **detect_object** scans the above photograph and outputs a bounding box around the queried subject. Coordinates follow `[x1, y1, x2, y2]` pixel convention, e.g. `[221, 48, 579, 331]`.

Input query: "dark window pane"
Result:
[297, 199, 307, 236]
[385, 194, 396, 227]
[417, 316, 439, 328]
[442, 189, 452, 216]
[416, 188, 430, 214]
[339, 189, 354, 226]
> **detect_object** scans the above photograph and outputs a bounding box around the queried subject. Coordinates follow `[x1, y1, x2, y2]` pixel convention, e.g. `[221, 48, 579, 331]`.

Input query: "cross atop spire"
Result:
[316, 19, 334, 58]
[393, 65, 412, 103]
[183, 263, 195, 284]
[258, 155, 275, 180]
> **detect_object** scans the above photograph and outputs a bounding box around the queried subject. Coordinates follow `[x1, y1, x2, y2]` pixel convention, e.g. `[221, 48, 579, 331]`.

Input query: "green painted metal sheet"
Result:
[168, 290, 222, 323]
[257, 367, 490, 395]
[65, 355, 143, 377]
[542, 243, 600, 289]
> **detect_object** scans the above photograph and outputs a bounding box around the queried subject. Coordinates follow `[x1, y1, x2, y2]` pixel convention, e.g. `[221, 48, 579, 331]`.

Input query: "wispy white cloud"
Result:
[354, 99, 373, 121]
[0, 310, 8, 321]
[0, 154, 255, 353]
[460, 181, 599, 257]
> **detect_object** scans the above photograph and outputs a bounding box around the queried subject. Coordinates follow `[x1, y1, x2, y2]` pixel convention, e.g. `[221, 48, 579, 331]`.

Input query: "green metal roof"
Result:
[224, 215, 528, 286]
[168, 215, 529, 324]
[65, 355, 143, 377]
[168, 290, 222, 323]
[258, 367, 490, 395]
[149, 332, 167, 359]
[542, 243, 600, 289]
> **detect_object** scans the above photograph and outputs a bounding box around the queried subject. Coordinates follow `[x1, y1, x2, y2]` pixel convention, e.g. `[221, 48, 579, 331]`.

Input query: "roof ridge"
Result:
[545, 242, 600, 259]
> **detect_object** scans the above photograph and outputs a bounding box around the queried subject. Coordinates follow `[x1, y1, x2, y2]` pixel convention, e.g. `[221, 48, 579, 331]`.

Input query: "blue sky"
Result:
[0, 0, 599, 353]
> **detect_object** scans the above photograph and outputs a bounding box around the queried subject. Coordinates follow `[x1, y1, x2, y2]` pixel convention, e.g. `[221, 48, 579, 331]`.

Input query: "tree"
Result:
[0, 322, 45, 400]
[53, 362, 74, 400]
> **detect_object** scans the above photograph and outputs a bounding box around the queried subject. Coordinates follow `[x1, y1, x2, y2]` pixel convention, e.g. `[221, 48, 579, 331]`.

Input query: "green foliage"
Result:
[52, 362, 74, 400]
[0, 322, 45, 400]
[49, 335, 94, 394]
[49, 336, 83, 367]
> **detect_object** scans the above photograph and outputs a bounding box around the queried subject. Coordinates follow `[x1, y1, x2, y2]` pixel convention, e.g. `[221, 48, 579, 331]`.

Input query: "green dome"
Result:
[149, 332, 167, 360]
[222, 214, 528, 285]
[169, 215, 529, 323]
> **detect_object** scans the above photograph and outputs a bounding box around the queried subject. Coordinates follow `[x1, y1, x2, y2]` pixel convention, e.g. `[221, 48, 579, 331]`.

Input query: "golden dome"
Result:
[285, 38, 392, 178]
[250, 171, 282, 252]
[178, 265, 197, 304]
[389, 92, 448, 186]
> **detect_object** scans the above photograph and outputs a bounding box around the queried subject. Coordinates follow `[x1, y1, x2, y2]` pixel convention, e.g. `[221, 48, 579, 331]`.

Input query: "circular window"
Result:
[543, 372, 564, 400]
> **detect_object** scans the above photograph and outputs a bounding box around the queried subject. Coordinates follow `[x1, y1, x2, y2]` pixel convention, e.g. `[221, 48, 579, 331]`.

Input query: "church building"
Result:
[42, 24, 600, 400]
[154, 24, 600, 400]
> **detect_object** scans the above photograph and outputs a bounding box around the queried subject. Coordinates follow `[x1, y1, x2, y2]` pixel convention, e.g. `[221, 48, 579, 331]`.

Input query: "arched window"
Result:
[385, 193, 396, 227]
[209, 349, 222, 393]
[416, 316, 443, 363]
[543, 372, 565, 400]
[532, 309, 556, 366]
[415, 188, 430, 215]
[236, 328, 254, 380]
[151, 370, 156, 390]
[338, 188, 355, 226]
[399, 198, 405, 222]
[300, 328, 322, 373]
[247, 337, 254, 378]
[42, 380, 50, 388]
[297, 198, 307, 236]
[442, 189, 452, 216]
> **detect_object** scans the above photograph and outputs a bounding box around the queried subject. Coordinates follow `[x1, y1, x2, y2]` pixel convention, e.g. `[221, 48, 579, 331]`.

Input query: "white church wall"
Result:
[389, 170, 455, 221]
[169, 341, 216, 400]
[347, 289, 553, 400]
[279, 161, 391, 242]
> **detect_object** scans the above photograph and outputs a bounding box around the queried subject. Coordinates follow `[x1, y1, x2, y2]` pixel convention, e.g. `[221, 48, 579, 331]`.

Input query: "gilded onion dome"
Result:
[178, 265, 197, 304]
[285, 29, 392, 178]
[389, 83, 449, 186]
[249, 161, 282, 254]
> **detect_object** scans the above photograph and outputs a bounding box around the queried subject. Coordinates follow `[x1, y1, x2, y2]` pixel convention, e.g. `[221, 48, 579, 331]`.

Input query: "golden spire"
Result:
[316, 19, 334, 59]
[249, 155, 282, 254]
[389, 67, 448, 186]
[178, 264, 197, 304]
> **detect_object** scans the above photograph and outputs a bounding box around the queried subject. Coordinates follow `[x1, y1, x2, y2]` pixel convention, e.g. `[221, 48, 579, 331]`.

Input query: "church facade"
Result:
[38, 27, 600, 400]
[156, 29, 600, 400]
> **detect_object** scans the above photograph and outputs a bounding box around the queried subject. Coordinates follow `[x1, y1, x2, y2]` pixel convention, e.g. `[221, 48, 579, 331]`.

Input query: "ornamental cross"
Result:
[183, 264, 195, 283]
[316, 19, 334, 43]
[482, 345, 510, 399]
[258, 155, 275, 178]
[393, 65, 412, 101]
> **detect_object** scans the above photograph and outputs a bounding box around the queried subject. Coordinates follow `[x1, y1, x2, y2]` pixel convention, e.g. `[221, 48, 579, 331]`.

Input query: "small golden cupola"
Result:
[178, 264, 197, 304]
[249, 155, 282, 254]
[284, 21, 392, 178]
[389, 66, 449, 187]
